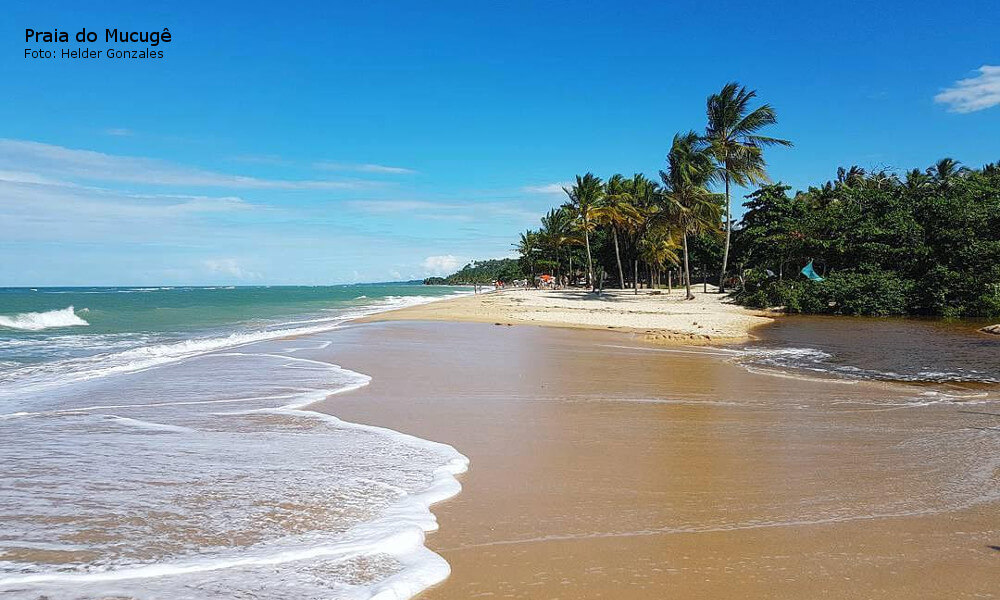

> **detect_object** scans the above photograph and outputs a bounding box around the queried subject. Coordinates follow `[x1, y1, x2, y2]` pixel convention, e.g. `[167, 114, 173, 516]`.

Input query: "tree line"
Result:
[733, 160, 1000, 317]
[514, 82, 790, 300]
[437, 81, 999, 319]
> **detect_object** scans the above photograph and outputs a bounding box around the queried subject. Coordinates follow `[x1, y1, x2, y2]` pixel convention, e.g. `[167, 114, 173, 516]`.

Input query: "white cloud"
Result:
[0, 139, 377, 190]
[934, 65, 1000, 113]
[0, 170, 68, 186]
[104, 128, 134, 137]
[0, 176, 254, 244]
[421, 255, 461, 275]
[314, 161, 416, 175]
[522, 182, 570, 195]
[203, 258, 261, 280]
[348, 200, 451, 213]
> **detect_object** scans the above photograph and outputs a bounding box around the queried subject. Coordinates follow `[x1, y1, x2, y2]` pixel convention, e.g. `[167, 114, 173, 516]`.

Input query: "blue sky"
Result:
[2, 0, 997, 285]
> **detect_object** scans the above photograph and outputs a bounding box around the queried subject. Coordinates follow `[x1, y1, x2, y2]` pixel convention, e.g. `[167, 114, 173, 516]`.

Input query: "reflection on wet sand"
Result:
[320, 320, 1000, 600]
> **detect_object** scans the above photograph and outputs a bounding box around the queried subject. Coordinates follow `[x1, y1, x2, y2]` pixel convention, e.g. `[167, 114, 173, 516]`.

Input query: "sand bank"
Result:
[315, 321, 999, 599]
[363, 287, 774, 343]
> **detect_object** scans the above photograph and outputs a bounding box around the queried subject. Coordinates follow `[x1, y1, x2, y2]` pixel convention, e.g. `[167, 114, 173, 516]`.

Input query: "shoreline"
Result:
[312, 320, 999, 599]
[360, 287, 776, 344]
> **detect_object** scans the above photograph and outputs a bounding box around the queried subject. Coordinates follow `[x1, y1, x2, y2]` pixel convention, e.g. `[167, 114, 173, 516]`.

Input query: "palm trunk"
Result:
[633, 260, 639, 295]
[683, 232, 694, 300]
[719, 171, 731, 293]
[667, 269, 672, 292]
[554, 249, 560, 285]
[632, 251, 639, 294]
[613, 228, 625, 290]
[583, 216, 595, 291]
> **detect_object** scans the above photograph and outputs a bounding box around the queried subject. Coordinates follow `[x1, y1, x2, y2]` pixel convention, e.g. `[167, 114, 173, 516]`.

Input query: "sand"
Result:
[363, 287, 774, 343]
[315, 321, 1000, 600]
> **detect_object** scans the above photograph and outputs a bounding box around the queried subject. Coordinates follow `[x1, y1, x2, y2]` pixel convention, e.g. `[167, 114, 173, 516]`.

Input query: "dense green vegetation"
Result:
[423, 258, 524, 285]
[732, 161, 1000, 317]
[448, 81, 1000, 318]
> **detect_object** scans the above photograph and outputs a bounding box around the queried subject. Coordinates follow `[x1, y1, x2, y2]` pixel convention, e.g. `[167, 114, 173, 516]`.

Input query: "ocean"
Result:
[0, 284, 472, 599]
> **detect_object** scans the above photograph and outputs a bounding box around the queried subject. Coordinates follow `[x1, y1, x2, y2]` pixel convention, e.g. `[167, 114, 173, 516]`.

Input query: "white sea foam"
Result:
[104, 415, 195, 433]
[0, 292, 470, 399]
[0, 306, 88, 331]
[0, 294, 473, 600]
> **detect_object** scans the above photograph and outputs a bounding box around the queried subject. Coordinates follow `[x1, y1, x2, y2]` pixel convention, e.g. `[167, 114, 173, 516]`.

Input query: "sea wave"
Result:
[0, 292, 468, 397]
[0, 306, 89, 331]
[0, 344, 468, 600]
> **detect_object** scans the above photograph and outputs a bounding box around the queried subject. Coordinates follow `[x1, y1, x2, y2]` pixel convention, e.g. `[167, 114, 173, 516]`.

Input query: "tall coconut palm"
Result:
[539, 207, 575, 284]
[660, 131, 723, 300]
[562, 173, 604, 290]
[592, 174, 639, 289]
[706, 82, 792, 292]
[514, 229, 540, 283]
[623, 174, 661, 293]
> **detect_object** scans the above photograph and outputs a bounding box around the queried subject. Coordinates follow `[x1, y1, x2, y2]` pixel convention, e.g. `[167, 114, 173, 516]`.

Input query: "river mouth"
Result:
[737, 314, 1000, 393]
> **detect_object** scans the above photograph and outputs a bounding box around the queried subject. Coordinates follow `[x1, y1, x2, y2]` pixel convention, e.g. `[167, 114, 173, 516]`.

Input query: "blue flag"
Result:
[801, 260, 824, 281]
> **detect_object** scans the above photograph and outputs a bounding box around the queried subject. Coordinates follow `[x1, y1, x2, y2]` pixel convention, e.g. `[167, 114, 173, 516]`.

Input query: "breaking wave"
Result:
[0, 306, 89, 331]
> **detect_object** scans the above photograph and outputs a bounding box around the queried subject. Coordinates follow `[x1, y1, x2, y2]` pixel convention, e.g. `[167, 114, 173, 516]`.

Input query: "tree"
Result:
[660, 132, 723, 299]
[562, 173, 604, 289]
[637, 224, 681, 288]
[705, 82, 792, 292]
[591, 174, 639, 288]
[623, 174, 661, 293]
[539, 207, 576, 284]
[731, 159, 1000, 318]
[928, 157, 970, 188]
[514, 230, 541, 282]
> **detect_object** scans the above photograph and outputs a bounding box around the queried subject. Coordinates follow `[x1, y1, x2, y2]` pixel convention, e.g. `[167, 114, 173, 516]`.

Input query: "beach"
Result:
[362, 287, 775, 343]
[318, 312, 1000, 598]
[1, 287, 997, 599]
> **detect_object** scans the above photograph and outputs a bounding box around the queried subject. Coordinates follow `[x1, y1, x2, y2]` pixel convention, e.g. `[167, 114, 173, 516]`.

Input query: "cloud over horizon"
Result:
[0, 139, 380, 190]
[421, 254, 462, 275]
[203, 258, 262, 280]
[313, 161, 417, 175]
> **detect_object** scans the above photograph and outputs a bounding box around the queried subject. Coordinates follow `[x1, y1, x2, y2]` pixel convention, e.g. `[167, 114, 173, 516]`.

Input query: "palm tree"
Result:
[539, 208, 575, 284]
[836, 165, 867, 188]
[624, 174, 661, 293]
[904, 168, 931, 192]
[562, 173, 604, 290]
[637, 224, 681, 287]
[705, 82, 792, 292]
[591, 174, 638, 289]
[660, 132, 723, 300]
[514, 229, 540, 283]
[928, 157, 970, 187]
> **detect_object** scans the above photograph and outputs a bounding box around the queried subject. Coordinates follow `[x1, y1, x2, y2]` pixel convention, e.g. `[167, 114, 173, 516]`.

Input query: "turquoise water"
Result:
[0, 284, 471, 599]
[0, 284, 466, 377]
[0, 285, 460, 336]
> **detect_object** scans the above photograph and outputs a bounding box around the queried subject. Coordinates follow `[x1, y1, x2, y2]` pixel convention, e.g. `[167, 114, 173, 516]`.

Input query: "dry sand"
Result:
[315, 321, 1000, 600]
[363, 287, 774, 343]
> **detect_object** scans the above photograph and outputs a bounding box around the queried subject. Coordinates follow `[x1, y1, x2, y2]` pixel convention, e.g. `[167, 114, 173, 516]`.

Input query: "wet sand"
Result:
[314, 321, 999, 599]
